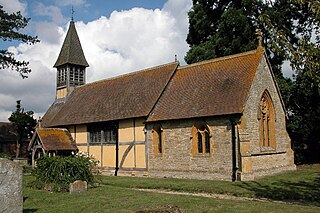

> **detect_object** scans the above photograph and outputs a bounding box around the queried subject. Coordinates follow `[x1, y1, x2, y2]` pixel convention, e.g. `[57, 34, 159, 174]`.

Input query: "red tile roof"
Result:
[43, 62, 179, 127]
[147, 50, 264, 121]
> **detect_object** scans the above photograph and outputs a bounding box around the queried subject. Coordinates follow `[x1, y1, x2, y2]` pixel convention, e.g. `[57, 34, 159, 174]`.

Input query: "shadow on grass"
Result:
[23, 209, 37, 213]
[239, 173, 320, 206]
[23, 197, 38, 212]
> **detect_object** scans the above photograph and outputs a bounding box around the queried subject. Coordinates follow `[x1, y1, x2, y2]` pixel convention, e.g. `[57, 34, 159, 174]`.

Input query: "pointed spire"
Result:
[54, 21, 89, 67]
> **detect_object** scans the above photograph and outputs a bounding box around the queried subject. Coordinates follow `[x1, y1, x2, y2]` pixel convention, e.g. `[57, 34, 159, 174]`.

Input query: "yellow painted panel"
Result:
[76, 125, 87, 143]
[77, 146, 87, 154]
[56, 88, 67, 99]
[102, 146, 116, 167]
[89, 146, 101, 167]
[136, 144, 146, 168]
[119, 145, 134, 168]
[119, 119, 134, 142]
[135, 118, 146, 142]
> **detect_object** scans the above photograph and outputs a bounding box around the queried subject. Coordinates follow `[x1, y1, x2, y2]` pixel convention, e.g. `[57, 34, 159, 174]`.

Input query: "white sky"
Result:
[0, 0, 192, 121]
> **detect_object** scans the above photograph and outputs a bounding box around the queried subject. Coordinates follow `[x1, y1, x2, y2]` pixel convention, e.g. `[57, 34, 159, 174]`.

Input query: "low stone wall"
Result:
[0, 158, 23, 213]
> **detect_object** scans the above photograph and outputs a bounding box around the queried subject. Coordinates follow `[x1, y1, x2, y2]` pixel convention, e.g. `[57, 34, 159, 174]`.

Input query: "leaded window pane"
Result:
[89, 122, 118, 144]
[197, 132, 202, 153]
[205, 132, 210, 153]
[158, 130, 162, 153]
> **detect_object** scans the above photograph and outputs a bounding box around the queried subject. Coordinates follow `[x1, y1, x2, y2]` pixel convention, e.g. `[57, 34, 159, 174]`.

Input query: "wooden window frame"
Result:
[152, 124, 164, 156]
[258, 90, 276, 150]
[88, 122, 118, 145]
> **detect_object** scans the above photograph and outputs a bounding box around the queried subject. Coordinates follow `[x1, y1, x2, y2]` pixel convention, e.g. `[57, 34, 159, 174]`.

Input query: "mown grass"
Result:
[23, 164, 320, 212]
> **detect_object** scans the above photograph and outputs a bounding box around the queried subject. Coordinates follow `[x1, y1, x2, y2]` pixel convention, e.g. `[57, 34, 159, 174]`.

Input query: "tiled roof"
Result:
[43, 62, 179, 126]
[29, 128, 77, 151]
[147, 50, 264, 121]
[54, 21, 89, 67]
[41, 102, 64, 128]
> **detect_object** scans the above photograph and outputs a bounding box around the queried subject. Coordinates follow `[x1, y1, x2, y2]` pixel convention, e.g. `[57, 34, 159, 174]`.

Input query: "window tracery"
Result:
[259, 90, 276, 149]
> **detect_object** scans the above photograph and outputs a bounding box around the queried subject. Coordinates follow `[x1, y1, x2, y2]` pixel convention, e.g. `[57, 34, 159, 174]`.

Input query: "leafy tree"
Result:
[8, 100, 36, 158]
[185, 0, 320, 164]
[260, 0, 320, 164]
[0, 5, 39, 78]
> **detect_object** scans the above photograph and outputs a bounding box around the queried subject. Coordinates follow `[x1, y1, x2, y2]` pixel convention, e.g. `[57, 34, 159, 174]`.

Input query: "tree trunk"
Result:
[15, 140, 20, 159]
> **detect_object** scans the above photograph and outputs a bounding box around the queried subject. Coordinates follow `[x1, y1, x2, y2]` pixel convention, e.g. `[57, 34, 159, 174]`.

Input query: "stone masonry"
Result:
[0, 158, 23, 213]
[147, 118, 236, 181]
[146, 54, 295, 181]
[238, 55, 295, 180]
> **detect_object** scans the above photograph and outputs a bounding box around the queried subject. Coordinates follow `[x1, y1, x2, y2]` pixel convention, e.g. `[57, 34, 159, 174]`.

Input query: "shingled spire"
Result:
[54, 21, 88, 67]
[54, 21, 89, 101]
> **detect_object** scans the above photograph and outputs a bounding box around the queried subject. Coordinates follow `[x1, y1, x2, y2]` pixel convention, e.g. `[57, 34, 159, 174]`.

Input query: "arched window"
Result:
[192, 122, 211, 155]
[152, 124, 164, 156]
[258, 90, 276, 149]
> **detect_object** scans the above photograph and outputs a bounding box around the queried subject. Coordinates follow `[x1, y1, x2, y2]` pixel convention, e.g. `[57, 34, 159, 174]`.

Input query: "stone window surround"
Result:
[152, 123, 164, 157]
[191, 121, 213, 157]
[258, 89, 276, 151]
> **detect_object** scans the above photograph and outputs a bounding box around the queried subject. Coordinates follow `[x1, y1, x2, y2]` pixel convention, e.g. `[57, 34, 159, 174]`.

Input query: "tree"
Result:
[0, 5, 39, 78]
[185, 0, 320, 164]
[8, 100, 36, 159]
[259, 0, 320, 164]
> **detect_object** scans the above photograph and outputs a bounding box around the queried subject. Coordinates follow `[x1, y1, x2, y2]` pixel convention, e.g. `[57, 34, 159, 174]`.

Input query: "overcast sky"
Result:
[0, 0, 193, 121]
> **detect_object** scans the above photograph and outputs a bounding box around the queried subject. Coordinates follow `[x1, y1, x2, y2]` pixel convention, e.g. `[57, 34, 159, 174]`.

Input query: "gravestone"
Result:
[0, 158, 23, 213]
[69, 180, 87, 194]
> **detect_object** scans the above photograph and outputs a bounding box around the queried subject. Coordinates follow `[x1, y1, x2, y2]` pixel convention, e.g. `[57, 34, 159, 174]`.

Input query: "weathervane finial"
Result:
[71, 6, 75, 21]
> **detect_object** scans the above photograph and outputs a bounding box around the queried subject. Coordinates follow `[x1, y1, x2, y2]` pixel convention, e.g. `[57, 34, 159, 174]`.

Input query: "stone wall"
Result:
[147, 118, 235, 180]
[238, 54, 295, 180]
[0, 158, 23, 213]
[146, 54, 295, 181]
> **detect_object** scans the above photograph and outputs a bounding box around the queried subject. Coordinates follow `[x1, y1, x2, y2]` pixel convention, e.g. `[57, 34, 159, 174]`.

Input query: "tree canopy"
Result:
[0, 5, 39, 78]
[8, 100, 36, 158]
[185, 0, 320, 164]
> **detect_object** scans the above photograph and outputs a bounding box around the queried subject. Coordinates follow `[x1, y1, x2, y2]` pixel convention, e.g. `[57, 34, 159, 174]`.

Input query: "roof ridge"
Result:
[79, 61, 179, 88]
[178, 49, 260, 70]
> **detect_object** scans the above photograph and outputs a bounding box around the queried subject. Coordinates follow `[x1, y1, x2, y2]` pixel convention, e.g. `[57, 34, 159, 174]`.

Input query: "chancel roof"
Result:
[147, 50, 264, 121]
[28, 128, 77, 151]
[54, 21, 89, 67]
[43, 62, 179, 127]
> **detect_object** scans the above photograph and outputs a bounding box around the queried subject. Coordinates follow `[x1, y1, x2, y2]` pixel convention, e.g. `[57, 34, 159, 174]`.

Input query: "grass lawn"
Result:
[23, 164, 320, 212]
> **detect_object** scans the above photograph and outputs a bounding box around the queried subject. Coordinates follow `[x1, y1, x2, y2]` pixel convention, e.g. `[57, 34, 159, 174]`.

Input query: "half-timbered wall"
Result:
[68, 118, 147, 174]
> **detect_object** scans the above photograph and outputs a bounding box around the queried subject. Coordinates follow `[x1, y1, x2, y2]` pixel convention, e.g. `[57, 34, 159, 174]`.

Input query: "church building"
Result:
[37, 20, 296, 181]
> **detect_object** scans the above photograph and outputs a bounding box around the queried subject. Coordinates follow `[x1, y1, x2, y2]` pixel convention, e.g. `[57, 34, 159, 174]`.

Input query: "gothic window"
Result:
[258, 90, 276, 149]
[88, 122, 118, 144]
[192, 122, 211, 155]
[152, 124, 164, 156]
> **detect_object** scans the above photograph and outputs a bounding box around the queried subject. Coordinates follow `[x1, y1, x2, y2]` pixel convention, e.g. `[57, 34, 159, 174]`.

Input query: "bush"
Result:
[34, 152, 99, 192]
[0, 152, 12, 159]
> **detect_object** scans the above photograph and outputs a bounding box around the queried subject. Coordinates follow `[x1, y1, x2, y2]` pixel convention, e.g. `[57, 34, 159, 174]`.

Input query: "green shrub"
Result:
[0, 152, 12, 159]
[35, 152, 99, 192]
